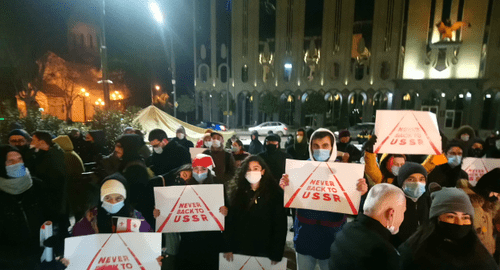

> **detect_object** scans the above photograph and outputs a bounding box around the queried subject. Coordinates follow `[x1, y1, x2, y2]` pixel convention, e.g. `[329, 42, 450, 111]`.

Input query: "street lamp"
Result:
[209, 94, 212, 122]
[149, 1, 177, 118]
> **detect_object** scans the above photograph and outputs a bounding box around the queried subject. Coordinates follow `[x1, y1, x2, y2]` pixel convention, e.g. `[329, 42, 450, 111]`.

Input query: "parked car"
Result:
[196, 121, 227, 131]
[334, 122, 375, 142]
[248, 122, 288, 136]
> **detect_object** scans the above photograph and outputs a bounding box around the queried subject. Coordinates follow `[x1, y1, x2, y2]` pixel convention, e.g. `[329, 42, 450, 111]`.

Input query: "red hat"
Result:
[192, 154, 215, 173]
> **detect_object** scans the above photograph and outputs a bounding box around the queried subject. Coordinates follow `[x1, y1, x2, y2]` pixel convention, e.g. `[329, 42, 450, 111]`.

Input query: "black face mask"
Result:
[488, 196, 498, 202]
[437, 221, 472, 240]
[470, 148, 484, 157]
[266, 144, 278, 152]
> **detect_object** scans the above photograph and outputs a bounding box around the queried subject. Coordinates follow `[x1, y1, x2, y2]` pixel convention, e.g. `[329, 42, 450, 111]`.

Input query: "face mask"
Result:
[0, 172, 32, 195]
[204, 141, 213, 148]
[177, 133, 185, 140]
[245, 171, 262, 184]
[153, 146, 163, 154]
[438, 221, 472, 240]
[403, 182, 426, 199]
[391, 166, 400, 176]
[460, 134, 470, 142]
[193, 172, 208, 183]
[471, 148, 484, 157]
[488, 196, 498, 202]
[447, 155, 462, 168]
[266, 144, 278, 152]
[231, 146, 240, 153]
[6, 163, 27, 178]
[313, 149, 331, 161]
[212, 140, 221, 148]
[386, 218, 399, 235]
[296, 136, 303, 143]
[102, 200, 125, 214]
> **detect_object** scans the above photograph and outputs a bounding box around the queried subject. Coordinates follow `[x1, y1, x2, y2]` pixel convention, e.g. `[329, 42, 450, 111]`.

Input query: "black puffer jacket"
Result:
[428, 163, 469, 188]
[248, 131, 263, 155]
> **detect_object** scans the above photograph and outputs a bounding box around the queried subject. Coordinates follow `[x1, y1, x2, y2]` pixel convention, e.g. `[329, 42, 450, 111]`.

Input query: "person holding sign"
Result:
[280, 128, 368, 270]
[399, 185, 497, 269]
[428, 140, 469, 188]
[392, 162, 431, 246]
[72, 173, 151, 236]
[330, 183, 406, 270]
[223, 155, 287, 265]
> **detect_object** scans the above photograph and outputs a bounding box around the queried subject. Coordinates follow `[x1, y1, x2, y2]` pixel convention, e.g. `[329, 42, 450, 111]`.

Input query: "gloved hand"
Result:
[363, 135, 377, 153]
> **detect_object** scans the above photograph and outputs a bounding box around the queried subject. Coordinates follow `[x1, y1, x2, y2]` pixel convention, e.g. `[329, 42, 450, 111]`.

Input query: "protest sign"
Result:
[284, 159, 364, 215]
[218, 254, 286, 270]
[189, 148, 207, 160]
[115, 217, 142, 233]
[462, 158, 500, 186]
[155, 184, 225, 233]
[373, 110, 442, 155]
[64, 233, 161, 270]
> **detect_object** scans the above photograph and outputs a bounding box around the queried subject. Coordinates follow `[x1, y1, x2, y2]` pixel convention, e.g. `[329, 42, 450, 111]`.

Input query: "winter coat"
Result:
[457, 179, 498, 255]
[330, 214, 400, 270]
[150, 141, 192, 175]
[427, 163, 469, 188]
[224, 185, 287, 262]
[203, 148, 236, 184]
[0, 177, 55, 268]
[248, 131, 264, 155]
[467, 138, 487, 158]
[232, 151, 250, 168]
[336, 142, 362, 163]
[53, 136, 84, 180]
[31, 143, 68, 215]
[364, 153, 436, 184]
[398, 230, 497, 270]
[393, 193, 431, 247]
[258, 148, 292, 182]
[171, 137, 194, 150]
[286, 139, 309, 161]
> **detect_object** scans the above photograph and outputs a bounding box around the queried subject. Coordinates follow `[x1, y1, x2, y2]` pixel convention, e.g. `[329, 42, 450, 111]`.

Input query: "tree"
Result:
[259, 92, 280, 121]
[177, 95, 195, 122]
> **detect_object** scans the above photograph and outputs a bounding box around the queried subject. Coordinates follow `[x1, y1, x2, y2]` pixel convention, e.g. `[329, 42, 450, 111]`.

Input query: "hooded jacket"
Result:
[427, 162, 469, 188]
[171, 126, 194, 149]
[53, 135, 85, 180]
[294, 128, 349, 260]
[150, 139, 192, 176]
[81, 130, 109, 163]
[455, 125, 476, 156]
[248, 131, 264, 154]
[286, 132, 309, 160]
[258, 134, 292, 182]
[467, 138, 486, 158]
[0, 145, 55, 266]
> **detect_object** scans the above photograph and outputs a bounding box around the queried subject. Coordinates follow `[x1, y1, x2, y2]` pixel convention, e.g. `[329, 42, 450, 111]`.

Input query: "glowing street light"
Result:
[155, 85, 161, 91]
[150, 2, 164, 24]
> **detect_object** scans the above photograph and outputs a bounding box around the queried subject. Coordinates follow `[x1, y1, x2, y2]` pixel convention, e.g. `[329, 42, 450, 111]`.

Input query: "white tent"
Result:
[133, 105, 235, 144]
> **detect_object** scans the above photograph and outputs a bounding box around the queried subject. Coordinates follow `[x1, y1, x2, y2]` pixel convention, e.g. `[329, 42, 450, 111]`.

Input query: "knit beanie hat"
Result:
[8, 129, 31, 140]
[101, 173, 127, 201]
[429, 186, 475, 219]
[397, 162, 428, 187]
[474, 168, 500, 198]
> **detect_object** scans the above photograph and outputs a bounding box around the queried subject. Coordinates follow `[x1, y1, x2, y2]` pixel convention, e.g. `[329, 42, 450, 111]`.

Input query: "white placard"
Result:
[218, 254, 286, 270]
[462, 157, 500, 186]
[155, 184, 225, 232]
[189, 148, 207, 160]
[373, 110, 442, 155]
[284, 159, 364, 215]
[64, 233, 161, 270]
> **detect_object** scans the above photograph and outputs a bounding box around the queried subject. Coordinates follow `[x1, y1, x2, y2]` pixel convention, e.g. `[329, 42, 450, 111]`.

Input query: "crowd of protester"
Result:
[2, 122, 500, 270]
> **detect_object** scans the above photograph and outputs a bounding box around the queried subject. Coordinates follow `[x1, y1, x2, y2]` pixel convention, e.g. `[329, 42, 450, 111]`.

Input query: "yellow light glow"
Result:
[85, 92, 89, 97]
[101, 101, 105, 105]
[95, 101, 99, 105]
[403, 93, 411, 101]
[155, 85, 160, 91]
[115, 91, 119, 94]
[118, 95, 123, 99]
[250, 96, 253, 102]
[81, 88, 86, 92]
[97, 98, 102, 101]
[112, 94, 116, 98]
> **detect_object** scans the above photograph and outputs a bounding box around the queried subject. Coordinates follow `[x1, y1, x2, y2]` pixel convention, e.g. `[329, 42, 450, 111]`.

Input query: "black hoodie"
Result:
[248, 131, 264, 154]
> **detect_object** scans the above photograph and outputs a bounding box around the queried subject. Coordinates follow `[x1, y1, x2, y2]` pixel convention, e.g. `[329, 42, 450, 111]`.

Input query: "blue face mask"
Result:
[6, 163, 27, 178]
[313, 149, 331, 162]
[403, 182, 426, 199]
[447, 155, 462, 168]
[102, 200, 125, 214]
[193, 172, 208, 183]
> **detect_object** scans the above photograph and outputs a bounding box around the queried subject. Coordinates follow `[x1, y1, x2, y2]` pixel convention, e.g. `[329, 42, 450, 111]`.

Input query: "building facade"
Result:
[193, 0, 500, 138]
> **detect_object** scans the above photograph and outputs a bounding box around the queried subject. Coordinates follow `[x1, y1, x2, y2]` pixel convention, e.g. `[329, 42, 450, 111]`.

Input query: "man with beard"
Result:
[8, 129, 33, 169]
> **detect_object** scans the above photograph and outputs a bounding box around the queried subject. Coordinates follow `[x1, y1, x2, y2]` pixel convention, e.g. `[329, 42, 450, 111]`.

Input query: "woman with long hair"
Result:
[223, 155, 287, 264]
[399, 185, 497, 269]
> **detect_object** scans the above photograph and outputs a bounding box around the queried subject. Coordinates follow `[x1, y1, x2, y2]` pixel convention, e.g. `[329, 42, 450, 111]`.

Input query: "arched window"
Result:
[401, 92, 416, 109]
[380, 61, 390, 80]
[421, 91, 440, 114]
[445, 93, 465, 129]
[241, 65, 248, 83]
[349, 93, 365, 125]
[284, 63, 292, 82]
[372, 92, 388, 121]
[482, 91, 495, 129]
[325, 92, 341, 126]
[279, 93, 295, 125]
[220, 65, 228, 83]
[200, 65, 209, 83]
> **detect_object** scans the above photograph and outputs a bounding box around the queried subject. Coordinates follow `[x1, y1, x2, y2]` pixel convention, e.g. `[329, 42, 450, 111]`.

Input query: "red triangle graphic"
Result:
[285, 162, 322, 208]
[326, 163, 358, 215]
[86, 234, 146, 270]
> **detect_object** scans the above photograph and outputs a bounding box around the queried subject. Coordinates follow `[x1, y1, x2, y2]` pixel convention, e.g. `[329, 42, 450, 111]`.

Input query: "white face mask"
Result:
[460, 134, 470, 142]
[212, 140, 221, 148]
[177, 133, 185, 140]
[391, 166, 400, 176]
[204, 141, 213, 148]
[153, 146, 163, 154]
[387, 217, 399, 235]
[102, 200, 125, 214]
[245, 171, 262, 184]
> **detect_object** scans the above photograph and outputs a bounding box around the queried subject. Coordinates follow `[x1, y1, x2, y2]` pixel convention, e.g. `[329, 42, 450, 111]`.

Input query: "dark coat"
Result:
[286, 141, 309, 160]
[224, 186, 287, 262]
[150, 141, 191, 175]
[330, 214, 400, 270]
[398, 230, 498, 270]
[248, 131, 263, 155]
[392, 193, 430, 247]
[336, 142, 362, 163]
[258, 148, 292, 182]
[203, 149, 236, 184]
[428, 163, 469, 188]
[171, 137, 194, 150]
[0, 177, 55, 268]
